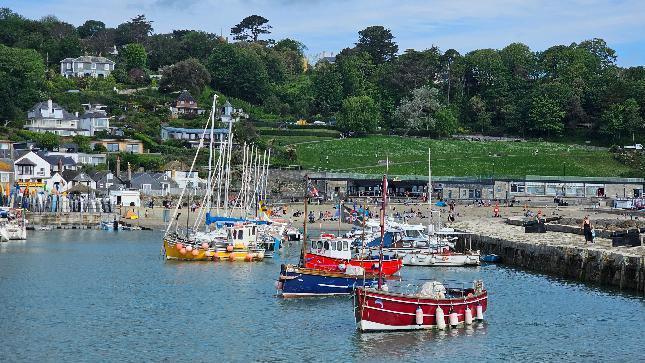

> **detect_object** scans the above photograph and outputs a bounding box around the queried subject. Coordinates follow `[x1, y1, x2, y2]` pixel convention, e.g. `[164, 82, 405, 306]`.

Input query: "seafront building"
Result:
[25, 100, 111, 136]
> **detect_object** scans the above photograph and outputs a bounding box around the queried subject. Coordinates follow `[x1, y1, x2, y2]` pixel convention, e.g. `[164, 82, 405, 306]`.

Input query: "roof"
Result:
[60, 56, 115, 64]
[73, 172, 94, 183]
[81, 111, 108, 119]
[176, 90, 196, 103]
[38, 152, 77, 167]
[28, 101, 77, 121]
[0, 159, 14, 172]
[224, 100, 232, 107]
[15, 157, 36, 166]
[61, 169, 80, 181]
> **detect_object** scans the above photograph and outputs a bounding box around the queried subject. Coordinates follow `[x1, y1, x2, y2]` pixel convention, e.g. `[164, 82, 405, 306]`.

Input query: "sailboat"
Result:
[399, 149, 480, 267]
[162, 95, 267, 261]
[276, 177, 380, 297]
[353, 155, 488, 332]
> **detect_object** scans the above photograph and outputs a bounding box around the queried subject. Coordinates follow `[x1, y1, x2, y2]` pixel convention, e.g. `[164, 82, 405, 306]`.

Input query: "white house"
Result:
[165, 170, 205, 189]
[60, 56, 115, 78]
[78, 104, 110, 136]
[46, 172, 70, 193]
[47, 151, 107, 167]
[14, 151, 51, 182]
[25, 100, 84, 137]
[109, 190, 141, 207]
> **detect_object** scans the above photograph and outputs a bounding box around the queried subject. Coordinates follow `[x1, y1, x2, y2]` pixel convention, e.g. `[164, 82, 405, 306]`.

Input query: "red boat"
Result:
[354, 281, 488, 331]
[304, 236, 402, 276]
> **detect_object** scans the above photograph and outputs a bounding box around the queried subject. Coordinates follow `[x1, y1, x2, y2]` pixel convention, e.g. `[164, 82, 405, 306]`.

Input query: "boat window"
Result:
[252, 226, 256, 235]
[316, 240, 323, 249]
[343, 241, 348, 250]
[239, 230, 244, 239]
[324, 241, 329, 250]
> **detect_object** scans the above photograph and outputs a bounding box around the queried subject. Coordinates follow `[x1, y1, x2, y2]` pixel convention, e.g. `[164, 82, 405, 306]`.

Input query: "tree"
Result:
[207, 43, 269, 103]
[122, 43, 147, 70]
[355, 26, 398, 64]
[529, 95, 565, 137]
[274, 38, 306, 56]
[336, 50, 376, 98]
[434, 107, 459, 137]
[394, 86, 442, 134]
[77, 20, 105, 38]
[469, 95, 491, 133]
[116, 14, 153, 45]
[230, 15, 271, 42]
[600, 99, 643, 141]
[336, 96, 380, 135]
[179, 31, 220, 62]
[145, 34, 184, 70]
[311, 62, 343, 116]
[0, 45, 45, 120]
[159, 58, 211, 95]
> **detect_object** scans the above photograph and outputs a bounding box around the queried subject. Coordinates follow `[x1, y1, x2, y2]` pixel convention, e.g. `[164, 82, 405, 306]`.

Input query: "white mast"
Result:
[427, 148, 433, 236]
[223, 113, 234, 217]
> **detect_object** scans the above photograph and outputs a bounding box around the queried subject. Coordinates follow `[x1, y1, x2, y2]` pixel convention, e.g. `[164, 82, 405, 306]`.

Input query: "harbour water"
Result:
[1, 230, 643, 362]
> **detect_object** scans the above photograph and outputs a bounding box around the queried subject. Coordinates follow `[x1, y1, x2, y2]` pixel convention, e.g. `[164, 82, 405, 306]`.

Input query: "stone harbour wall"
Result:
[455, 219, 645, 294]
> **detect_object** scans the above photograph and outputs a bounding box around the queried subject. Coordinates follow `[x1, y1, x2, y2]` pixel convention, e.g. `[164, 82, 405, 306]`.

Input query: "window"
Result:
[0, 173, 8, 182]
[66, 63, 71, 70]
[107, 174, 113, 180]
[238, 230, 243, 239]
[526, 183, 545, 195]
[126, 144, 139, 153]
[142, 184, 151, 191]
[104, 63, 109, 70]
[77, 62, 84, 69]
[510, 183, 525, 193]
[106, 143, 119, 152]
[343, 241, 348, 250]
[91, 63, 96, 69]
[323, 241, 330, 250]
[95, 119, 107, 127]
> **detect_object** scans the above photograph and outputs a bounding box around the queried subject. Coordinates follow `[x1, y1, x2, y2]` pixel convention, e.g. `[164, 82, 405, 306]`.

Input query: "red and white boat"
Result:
[354, 280, 488, 331]
[304, 234, 403, 276]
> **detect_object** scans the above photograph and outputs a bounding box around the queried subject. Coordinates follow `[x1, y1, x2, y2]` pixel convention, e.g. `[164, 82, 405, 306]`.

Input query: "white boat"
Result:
[0, 208, 27, 240]
[402, 250, 481, 266]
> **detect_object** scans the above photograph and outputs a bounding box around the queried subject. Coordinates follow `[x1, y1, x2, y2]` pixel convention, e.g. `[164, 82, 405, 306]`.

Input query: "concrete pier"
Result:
[454, 219, 645, 294]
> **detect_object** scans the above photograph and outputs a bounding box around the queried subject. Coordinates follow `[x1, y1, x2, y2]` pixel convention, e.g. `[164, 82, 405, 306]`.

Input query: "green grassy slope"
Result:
[292, 136, 635, 177]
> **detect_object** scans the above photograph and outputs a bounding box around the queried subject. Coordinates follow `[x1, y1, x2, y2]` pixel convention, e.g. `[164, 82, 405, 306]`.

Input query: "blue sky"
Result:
[7, 0, 645, 66]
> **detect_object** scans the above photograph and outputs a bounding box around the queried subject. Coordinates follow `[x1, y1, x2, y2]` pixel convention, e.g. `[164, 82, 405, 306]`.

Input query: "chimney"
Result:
[47, 99, 53, 113]
[127, 162, 132, 181]
[115, 155, 121, 178]
[75, 111, 79, 117]
[171, 169, 176, 180]
[57, 158, 63, 173]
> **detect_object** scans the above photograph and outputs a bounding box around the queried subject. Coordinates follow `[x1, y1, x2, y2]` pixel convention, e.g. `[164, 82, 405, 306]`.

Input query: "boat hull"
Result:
[163, 240, 264, 261]
[304, 253, 402, 276]
[402, 252, 480, 266]
[277, 265, 380, 297]
[354, 287, 488, 331]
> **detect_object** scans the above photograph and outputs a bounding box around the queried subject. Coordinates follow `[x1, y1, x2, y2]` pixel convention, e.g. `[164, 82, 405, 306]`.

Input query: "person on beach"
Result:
[582, 216, 594, 244]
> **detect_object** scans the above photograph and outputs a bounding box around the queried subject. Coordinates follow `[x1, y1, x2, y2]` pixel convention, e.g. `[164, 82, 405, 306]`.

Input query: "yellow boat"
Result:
[163, 230, 265, 262]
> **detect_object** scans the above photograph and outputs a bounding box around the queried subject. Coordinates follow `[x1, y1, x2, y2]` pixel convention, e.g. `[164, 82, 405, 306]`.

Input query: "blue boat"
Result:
[277, 264, 380, 297]
[480, 254, 501, 263]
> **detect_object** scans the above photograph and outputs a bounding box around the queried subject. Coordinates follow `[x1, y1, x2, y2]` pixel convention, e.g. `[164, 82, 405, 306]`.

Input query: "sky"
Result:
[6, 0, 645, 66]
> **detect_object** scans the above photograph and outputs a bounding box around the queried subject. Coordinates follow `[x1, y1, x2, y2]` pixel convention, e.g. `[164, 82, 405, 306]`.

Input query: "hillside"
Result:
[287, 136, 635, 177]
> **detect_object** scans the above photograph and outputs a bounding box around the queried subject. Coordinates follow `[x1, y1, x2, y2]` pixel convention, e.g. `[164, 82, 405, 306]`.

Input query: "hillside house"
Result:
[60, 56, 115, 78]
[79, 104, 110, 135]
[25, 100, 84, 137]
[160, 126, 229, 147]
[170, 90, 204, 118]
[91, 139, 144, 154]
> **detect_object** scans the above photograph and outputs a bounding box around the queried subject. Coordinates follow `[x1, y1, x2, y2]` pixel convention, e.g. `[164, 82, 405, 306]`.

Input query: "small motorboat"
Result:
[277, 264, 380, 297]
[480, 254, 501, 263]
[354, 280, 488, 331]
[402, 249, 481, 267]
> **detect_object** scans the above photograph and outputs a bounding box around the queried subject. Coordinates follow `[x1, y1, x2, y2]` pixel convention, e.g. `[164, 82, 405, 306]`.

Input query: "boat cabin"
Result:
[310, 238, 352, 260]
[228, 223, 258, 247]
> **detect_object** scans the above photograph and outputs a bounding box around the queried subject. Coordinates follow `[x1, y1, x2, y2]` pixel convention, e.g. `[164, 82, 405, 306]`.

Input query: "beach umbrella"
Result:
[435, 201, 447, 207]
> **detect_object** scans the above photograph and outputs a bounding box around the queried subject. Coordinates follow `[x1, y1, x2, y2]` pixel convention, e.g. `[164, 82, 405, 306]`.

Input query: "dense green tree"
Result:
[0, 45, 45, 120]
[355, 26, 398, 64]
[336, 95, 380, 135]
[179, 31, 220, 62]
[207, 43, 269, 103]
[336, 50, 375, 98]
[394, 86, 442, 134]
[116, 14, 153, 45]
[159, 58, 211, 95]
[145, 34, 184, 70]
[529, 94, 565, 137]
[77, 20, 105, 38]
[121, 43, 147, 70]
[311, 62, 343, 116]
[231, 15, 271, 42]
[600, 98, 643, 141]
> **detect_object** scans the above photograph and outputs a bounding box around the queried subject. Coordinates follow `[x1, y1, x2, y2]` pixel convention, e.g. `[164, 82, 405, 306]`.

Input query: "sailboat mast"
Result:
[377, 174, 387, 290]
[223, 113, 234, 217]
[300, 176, 309, 266]
[428, 148, 432, 236]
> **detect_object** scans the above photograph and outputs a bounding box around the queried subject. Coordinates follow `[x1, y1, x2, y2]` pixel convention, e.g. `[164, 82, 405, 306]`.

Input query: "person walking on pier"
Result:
[582, 216, 594, 244]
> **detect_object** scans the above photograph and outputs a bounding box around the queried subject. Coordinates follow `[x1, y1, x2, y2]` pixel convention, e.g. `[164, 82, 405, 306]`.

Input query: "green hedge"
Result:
[258, 128, 340, 137]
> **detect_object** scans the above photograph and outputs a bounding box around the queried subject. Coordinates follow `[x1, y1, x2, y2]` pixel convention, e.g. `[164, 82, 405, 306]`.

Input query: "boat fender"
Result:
[186, 245, 193, 252]
[191, 249, 199, 256]
[245, 253, 254, 261]
[435, 307, 446, 330]
[464, 307, 473, 325]
[205, 250, 213, 257]
[179, 248, 187, 255]
[228, 254, 236, 261]
[226, 245, 234, 252]
[201, 242, 209, 249]
[415, 306, 424, 325]
[431, 256, 436, 264]
[449, 309, 459, 328]
[476, 303, 484, 320]
[175, 243, 184, 250]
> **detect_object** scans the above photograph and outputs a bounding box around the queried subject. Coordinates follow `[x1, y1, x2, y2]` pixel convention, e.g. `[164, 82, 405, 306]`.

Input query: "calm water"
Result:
[0, 230, 643, 362]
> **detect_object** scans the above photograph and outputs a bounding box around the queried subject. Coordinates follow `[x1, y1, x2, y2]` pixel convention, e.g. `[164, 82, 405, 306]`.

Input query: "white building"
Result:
[14, 151, 51, 182]
[109, 190, 141, 207]
[60, 56, 115, 78]
[165, 170, 205, 189]
[25, 100, 84, 137]
[78, 104, 110, 136]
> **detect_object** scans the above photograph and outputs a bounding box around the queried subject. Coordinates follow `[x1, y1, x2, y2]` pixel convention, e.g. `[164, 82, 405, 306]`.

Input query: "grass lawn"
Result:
[260, 135, 336, 148]
[293, 135, 635, 177]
